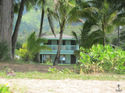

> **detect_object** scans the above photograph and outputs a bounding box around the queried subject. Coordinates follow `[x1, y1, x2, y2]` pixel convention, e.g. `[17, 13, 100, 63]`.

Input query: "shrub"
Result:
[0, 84, 11, 93]
[0, 42, 9, 60]
[48, 67, 59, 73]
[79, 44, 125, 74]
[18, 43, 33, 61]
[18, 32, 48, 61]
[45, 61, 53, 65]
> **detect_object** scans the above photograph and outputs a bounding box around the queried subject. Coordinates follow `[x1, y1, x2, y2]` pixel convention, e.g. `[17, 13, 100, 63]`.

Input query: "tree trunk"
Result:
[0, 0, 14, 59]
[117, 26, 120, 46]
[53, 30, 63, 66]
[103, 32, 106, 46]
[53, 20, 65, 66]
[12, 0, 25, 59]
[35, 0, 45, 63]
[102, 15, 106, 46]
[38, 0, 45, 38]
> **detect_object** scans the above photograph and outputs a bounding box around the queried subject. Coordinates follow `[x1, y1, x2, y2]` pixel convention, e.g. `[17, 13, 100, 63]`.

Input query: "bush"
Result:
[79, 44, 125, 74]
[0, 42, 9, 60]
[0, 84, 11, 93]
[18, 43, 33, 61]
[48, 67, 59, 73]
[17, 32, 48, 61]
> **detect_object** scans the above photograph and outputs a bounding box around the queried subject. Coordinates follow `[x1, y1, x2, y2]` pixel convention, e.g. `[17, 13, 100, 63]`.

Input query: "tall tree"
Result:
[48, 0, 77, 65]
[88, 0, 118, 46]
[29, 0, 46, 62]
[12, 0, 25, 59]
[12, 0, 40, 59]
[92, 0, 125, 46]
[0, 0, 14, 59]
[38, 0, 45, 38]
[34, 0, 56, 62]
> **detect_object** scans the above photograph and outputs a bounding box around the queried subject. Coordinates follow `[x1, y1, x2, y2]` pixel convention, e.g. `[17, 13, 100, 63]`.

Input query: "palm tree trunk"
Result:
[35, 0, 45, 62]
[53, 30, 63, 66]
[53, 20, 65, 66]
[12, 0, 25, 59]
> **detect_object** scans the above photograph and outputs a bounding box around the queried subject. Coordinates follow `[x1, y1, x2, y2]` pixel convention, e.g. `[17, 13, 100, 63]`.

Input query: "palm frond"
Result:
[72, 31, 79, 44]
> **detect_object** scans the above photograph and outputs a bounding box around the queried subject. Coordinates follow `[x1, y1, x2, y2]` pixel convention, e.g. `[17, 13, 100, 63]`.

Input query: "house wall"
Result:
[51, 40, 72, 45]
[41, 39, 78, 64]
[65, 40, 71, 45]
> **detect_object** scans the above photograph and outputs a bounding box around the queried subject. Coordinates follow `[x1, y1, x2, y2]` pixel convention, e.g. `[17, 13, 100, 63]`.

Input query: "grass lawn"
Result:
[0, 62, 125, 81]
[0, 71, 125, 81]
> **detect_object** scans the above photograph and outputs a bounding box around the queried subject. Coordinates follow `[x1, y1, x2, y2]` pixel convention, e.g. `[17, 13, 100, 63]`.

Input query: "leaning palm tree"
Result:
[47, 0, 77, 66]
[49, 0, 94, 65]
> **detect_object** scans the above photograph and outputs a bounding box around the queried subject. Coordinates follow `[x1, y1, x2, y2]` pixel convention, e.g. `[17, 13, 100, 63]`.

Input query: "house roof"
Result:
[42, 34, 75, 40]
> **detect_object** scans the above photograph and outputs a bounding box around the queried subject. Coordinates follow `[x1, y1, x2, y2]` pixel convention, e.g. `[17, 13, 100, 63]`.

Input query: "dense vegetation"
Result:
[80, 45, 125, 74]
[0, 0, 125, 73]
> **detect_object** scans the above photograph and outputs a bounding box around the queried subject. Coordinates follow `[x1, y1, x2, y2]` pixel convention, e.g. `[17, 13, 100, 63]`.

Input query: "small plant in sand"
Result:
[0, 84, 11, 93]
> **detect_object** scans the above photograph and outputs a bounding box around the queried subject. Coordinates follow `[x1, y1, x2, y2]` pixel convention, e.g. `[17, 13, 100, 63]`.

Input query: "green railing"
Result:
[44, 45, 79, 50]
[40, 45, 79, 54]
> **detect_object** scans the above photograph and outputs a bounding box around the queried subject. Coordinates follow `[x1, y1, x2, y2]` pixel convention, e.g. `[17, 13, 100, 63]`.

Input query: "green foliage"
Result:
[0, 84, 11, 93]
[48, 67, 72, 74]
[18, 32, 48, 61]
[16, 41, 22, 49]
[61, 68, 72, 74]
[80, 44, 125, 74]
[45, 61, 53, 65]
[18, 43, 33, 61]
[48, 67, 59, 73]
[0, 42, 9, 60]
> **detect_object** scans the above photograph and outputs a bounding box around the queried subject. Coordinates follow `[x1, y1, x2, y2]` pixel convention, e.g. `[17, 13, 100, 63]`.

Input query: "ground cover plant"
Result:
[0, 84, 11, 93]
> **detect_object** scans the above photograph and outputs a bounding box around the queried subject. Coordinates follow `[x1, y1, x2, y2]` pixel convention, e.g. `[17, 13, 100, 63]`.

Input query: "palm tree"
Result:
[27, 32, 48, 59]
[47, 0, 78, 65]
[91, 0, 125, 46]
[34, 0, 56, 62]
[72, 0, 123, 48]
[19, 32, 48, 61]
[88, 0, 118, 46]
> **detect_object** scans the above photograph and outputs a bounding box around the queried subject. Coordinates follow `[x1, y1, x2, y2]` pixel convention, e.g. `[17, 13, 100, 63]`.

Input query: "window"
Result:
[63, 40, 66, 45]
[71, 40, 76, 45]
